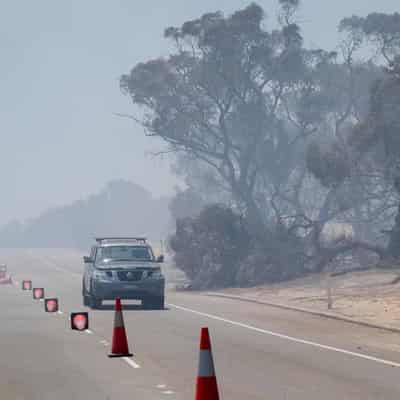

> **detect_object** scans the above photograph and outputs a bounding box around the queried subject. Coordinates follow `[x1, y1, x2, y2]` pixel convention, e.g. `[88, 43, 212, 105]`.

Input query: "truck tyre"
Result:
[82, 281, 90, 306]
[143, 295, 164, 310]
[89, 280, 102, 309]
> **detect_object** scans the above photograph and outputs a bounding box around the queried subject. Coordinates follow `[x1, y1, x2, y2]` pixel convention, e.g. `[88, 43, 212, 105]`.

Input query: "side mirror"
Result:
[156, 255, 164, 263]
[83, 256, 93, 264]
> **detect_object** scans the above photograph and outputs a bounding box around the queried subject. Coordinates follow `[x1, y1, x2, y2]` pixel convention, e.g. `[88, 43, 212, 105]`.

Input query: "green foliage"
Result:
[340, 12, 400, 62]
[343, 12, 400, 257]
[0, 181, 170, 249]
[169, 188, 205, 221]
[306, 141, 350, 188]
[236, 224, 306, 286]
[169, 204, 305, 288]
[121, 3, 342, 232]
[169, 204, 250, 288]
[278, 0, 301, 25]
[123, 4, 398, 284]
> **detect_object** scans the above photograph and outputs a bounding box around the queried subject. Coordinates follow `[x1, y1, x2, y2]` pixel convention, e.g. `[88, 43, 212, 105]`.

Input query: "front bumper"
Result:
[92, 278, 165, 300]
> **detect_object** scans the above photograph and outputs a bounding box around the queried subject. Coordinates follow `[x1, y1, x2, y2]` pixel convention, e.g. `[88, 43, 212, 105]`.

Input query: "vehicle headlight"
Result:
[148, 268, 163, 279]
[93, 270, 113, 282]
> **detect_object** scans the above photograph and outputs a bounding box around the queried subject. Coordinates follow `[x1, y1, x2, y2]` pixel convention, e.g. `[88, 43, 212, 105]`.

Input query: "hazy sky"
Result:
[1, 1, 398, 226]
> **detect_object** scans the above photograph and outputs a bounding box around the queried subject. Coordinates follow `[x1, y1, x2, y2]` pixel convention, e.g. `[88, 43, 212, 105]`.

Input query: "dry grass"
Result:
[221, 269, 400, 329]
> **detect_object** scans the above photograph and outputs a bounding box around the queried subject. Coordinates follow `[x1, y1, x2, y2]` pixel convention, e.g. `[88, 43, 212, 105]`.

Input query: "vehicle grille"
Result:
[117, 270, 143, 282]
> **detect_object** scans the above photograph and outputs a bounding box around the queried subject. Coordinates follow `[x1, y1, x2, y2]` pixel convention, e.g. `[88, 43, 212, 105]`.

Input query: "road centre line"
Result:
[19, 253, 143, 371]
[168, 303, 400, 369]
[25, 253, 400, 369]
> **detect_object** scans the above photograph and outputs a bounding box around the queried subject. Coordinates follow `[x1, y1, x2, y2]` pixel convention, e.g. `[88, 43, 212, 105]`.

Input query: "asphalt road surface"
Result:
[1, 249, 400, 399]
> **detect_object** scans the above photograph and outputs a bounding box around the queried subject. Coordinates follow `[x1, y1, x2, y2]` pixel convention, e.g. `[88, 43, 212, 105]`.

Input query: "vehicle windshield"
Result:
[96, 245, 153, 262]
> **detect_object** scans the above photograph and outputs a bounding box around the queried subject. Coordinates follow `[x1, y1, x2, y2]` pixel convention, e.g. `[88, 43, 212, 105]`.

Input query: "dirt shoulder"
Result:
[216, 269, 400, 330]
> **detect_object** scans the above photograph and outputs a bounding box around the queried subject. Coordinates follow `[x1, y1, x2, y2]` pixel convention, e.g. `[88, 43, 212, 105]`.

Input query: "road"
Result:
[1, 249, 400, 399]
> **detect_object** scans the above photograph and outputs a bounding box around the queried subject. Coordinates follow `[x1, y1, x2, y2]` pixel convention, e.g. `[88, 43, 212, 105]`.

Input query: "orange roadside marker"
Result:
[108, 297, 133, 358]
[195, 327, 220, 400]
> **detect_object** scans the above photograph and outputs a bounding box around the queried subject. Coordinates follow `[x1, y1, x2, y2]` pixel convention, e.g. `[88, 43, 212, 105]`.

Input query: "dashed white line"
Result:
[16, 256, 158, 378]
[162, 390, 175, 395]
[57, 310, 64, 315]
[157, 384, 167, 389]
[19, 255, 146, 372]
[122, 357, 141, 369]
[168, 303, 400, 369]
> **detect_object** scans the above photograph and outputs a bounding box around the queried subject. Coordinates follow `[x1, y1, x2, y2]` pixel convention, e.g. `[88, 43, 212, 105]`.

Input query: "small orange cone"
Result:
[108, 297, 133, 358]
[195, 327, 220, 400]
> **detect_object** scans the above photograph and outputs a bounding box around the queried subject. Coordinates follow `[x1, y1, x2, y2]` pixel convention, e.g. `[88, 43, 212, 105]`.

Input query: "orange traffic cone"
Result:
[108, 297, 133, 358]
[195, 327, 220, 400]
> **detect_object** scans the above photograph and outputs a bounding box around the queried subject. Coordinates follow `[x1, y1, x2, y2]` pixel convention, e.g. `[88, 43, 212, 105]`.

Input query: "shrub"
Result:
[169, 204, 249, 289]
[169, 205, 306, 289]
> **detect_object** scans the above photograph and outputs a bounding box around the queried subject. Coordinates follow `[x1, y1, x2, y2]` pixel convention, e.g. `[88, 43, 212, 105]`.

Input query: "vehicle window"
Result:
[96, 246, 153, 262]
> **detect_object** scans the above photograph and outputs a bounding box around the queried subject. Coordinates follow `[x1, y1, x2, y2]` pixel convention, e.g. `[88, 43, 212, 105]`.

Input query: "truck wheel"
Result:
[89, 280, 102, 309]
[83, 295, 90, 306]
[154, 295, 165, 310]
[82, 281, 90, 306]
[143, 295, 164, 310]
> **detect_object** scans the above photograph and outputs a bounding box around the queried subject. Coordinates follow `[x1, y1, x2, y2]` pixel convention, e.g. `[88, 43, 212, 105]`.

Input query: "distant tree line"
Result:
[121, 1, 400, 288]
[0, 180, 170, 249]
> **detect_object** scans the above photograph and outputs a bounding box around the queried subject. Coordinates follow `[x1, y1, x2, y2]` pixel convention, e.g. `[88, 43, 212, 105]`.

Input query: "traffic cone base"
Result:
[196, 377, 219, 400]
[108, 353, 133, 358]
[108, 326, 133, 357]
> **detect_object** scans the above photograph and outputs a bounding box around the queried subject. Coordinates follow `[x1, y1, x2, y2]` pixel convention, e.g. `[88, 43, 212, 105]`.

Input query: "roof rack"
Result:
[95, 237, 147, 244]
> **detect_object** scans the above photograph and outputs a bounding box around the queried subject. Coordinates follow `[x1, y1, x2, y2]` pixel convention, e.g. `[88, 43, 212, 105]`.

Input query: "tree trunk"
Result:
[388, 202, 400, 258]
[233, 183, 267, 237]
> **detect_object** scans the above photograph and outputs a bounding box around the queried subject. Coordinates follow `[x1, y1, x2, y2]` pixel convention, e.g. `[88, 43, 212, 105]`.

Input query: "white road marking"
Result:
[21, 253, 146, 371]
[122, 357, 141, 369]
[168, 303, 400, 368]
[27, 253, 81, 280]
[157, 384, 167, 389]
[162, 390, 174, 395]
[57, 310, 64, 315]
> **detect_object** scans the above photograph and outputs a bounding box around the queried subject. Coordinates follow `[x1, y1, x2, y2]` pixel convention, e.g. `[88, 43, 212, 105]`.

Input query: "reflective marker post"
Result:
[45, 298, 59, 313]
[33, 288, 45, 300]
[22, 280, 32, 291]
[70, 312, 89, 331]
[0, 265, 7, 279]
